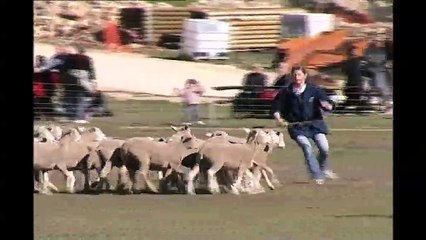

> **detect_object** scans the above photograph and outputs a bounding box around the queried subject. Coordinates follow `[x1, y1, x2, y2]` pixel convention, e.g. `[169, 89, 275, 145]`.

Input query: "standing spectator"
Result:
[67, 45, 96, 123]
[271, 65, 339, 185]
[87, 81, 113, 117]
[363, 39, 393, 108]
[237, 64, 268, 115]
[342, 45, 364, 107]
[103, 16, 122, 52]
[174, 79, 205, 125]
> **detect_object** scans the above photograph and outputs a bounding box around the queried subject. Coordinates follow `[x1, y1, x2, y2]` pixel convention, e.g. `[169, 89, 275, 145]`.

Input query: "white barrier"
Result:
[180, 19, 230, 60]
[281, 12, 336, 38]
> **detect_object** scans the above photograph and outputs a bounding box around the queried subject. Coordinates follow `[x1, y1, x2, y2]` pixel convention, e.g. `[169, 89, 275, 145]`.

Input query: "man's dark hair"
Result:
[346, 45, 356, 56]
[291, 65, 307, 75]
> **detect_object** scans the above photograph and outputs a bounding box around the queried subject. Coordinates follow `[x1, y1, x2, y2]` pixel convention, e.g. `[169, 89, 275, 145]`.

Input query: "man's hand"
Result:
[275, 118, 288, 127]
[273, 112, 287, 127]
[320, 100, 333, 111]
[173, 88, 180, 95]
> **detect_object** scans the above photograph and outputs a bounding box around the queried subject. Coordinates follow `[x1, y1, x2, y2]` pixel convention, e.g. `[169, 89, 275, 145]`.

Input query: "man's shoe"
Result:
[323, 170, 339, 180]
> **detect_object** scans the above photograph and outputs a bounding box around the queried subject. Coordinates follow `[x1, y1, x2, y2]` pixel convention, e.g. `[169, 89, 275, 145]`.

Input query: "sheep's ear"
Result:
[246, 129, 259, 144]
[205, 132, 213, 137]
[170, 126, 178, 132]
[242, 128, 251, 134]
[184, 125, 189, 130]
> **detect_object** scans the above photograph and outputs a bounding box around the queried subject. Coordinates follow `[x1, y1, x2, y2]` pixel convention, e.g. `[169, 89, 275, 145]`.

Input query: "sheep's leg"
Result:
[139, 162, 159, 194]
[161, 168, 174, 192]
[176, 172, 187, 194]
[250, 167, 264, 188]
[240, 169, 256, 193]
[175, 172, 187, 193]
[97, 161, 113, 191]
[57, 165, 76, 194]
[38, 171, 52, 195]
[230, 166, 248, 195]
[261, 169, 275, 190]
[93, 167, 101, 184]
[261, 165, 280, 190]
[44, 172, 59, 192]
[142, 174, 159, 193]
[173, 165, 191, 179]
[34, 180, 41, 193]
[171, 164, 192, 194]
[159, 168, 171, 193]
[82, 166, 92, 192]
[65, 171, 76, 194]
[34, 170, 44, 193]
[186, 165, 199, 195]
[265, 168, 280, 186]
[163, 168, 173, 178]
[249, 167, 265, 194]
[158, 171, 164, 180]
[83, 157, 100, 191]
[117, 165, 129, 192]
[253, 167, 262, 183]
[207, 164, 222, 194]
[195, 170, 207, 189]
[253, 164, 279, 190]
[34, 170, 41, 192]
[117, 165, 127, 188]
[219, 169, 236, 193]
[128, 169, 137, 194]
[99, 161, 112, 179]
[93, 167, 103, 191]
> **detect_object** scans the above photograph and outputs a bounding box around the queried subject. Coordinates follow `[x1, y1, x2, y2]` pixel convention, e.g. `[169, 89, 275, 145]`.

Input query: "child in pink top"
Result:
[174, 79, 205, 125]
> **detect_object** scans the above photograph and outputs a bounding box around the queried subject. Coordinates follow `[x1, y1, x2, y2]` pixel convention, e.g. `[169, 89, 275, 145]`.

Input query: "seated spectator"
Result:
[87, 81, 113, 117]
[34, 70, 46, 119]
[242, 64, 268, 95]
[271, 49, 288, 69]
[34, 55, 56, 119]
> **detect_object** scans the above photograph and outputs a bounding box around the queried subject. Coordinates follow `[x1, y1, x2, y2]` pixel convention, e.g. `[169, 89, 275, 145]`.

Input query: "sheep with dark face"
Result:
[187, 128, 285, 195]
[195, 128, 285, 194]
[101, 127, 200, 194]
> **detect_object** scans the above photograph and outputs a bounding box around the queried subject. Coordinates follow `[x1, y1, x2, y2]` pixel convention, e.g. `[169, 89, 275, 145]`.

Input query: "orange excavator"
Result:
[277, 30, 370, 70]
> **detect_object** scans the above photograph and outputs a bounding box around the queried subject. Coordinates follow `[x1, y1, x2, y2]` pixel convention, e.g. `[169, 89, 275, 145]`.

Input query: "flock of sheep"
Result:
[34, 124, 286, 196]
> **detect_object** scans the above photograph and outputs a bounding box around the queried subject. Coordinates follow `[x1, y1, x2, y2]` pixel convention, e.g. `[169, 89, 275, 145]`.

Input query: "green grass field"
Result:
[34, 98, 392, 240]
